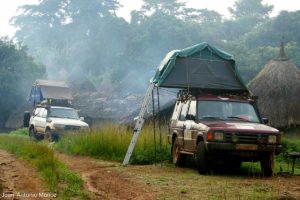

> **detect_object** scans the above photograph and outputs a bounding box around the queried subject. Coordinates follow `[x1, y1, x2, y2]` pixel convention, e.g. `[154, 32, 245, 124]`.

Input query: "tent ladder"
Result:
[122, 83, 155, 166]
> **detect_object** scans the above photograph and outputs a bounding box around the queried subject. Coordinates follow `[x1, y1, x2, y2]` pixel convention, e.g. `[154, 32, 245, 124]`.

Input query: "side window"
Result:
[188, 100, 196, 116]
[36, 108, 44, 117]
[41, 109, 48, 118]
[179, 101, 189, 121]
[171, 101, 183, 120]
[34, 108, 41, 116]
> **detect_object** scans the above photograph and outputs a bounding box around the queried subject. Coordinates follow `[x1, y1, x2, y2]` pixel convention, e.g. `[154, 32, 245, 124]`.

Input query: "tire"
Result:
[172, 137, 186, 166]
[260, 153, 274, 177]
[196, 141, 208, 174]
[229, 159, 242, 169]
[44, 129, 54, 142]
[29, 128, 36, 141]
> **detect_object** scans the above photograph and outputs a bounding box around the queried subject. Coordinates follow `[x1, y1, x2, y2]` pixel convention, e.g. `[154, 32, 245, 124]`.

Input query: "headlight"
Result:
[53, 123, 65, 129]
[214, 132, 224, 141]
[268, 135, 277, 143]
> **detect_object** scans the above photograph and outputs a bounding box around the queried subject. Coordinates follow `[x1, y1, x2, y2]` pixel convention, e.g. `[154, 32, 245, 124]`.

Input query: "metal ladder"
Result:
[122, 83, 155, 166]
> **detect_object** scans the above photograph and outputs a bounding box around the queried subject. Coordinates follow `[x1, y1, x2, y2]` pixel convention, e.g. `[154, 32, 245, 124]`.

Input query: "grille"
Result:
[64, 125, 81, 131]
[224, 132, 268, 144]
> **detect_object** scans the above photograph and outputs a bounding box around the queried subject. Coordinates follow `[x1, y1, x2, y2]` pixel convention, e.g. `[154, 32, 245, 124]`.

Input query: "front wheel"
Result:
[196, 141, 209, 174]
[260, 153, 274, 177]
[172, 138, 186, 166]
[44, 129, 55, 142]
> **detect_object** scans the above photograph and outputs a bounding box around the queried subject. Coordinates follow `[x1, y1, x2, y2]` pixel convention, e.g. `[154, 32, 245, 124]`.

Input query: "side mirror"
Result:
[262, 117, 269, 124]
[80, 117, 85, 121]
[186, 114, 196, 121]
[23, 111, 31, 127]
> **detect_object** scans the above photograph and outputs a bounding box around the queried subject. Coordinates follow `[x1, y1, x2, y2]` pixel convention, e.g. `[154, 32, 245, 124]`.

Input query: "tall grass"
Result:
[0, 134, 88, 199]
[56, 124, 171, 164]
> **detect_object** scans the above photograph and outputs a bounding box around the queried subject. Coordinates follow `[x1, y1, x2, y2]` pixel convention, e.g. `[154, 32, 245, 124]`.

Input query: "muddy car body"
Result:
[169, 93, 282, 176]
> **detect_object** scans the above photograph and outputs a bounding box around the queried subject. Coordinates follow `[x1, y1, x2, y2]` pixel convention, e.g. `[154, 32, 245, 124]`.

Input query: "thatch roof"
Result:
[248, 43, 300, 128]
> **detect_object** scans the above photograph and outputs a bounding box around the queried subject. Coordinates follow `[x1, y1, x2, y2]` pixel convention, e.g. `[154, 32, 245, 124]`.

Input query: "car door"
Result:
[183, 100, 197, 151]
[177, 101, 190, 147]
[40, 109, 48, 133]
[170, 101, 183, 144]
[34, 108, 47, 133]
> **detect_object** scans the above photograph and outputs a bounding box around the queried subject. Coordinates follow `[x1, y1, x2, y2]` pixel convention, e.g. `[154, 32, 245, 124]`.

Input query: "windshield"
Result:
[197, 100, 260, 123]
[48, 107, 79, 119]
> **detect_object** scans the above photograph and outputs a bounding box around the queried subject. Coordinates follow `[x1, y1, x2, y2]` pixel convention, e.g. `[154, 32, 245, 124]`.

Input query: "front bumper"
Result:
[206, 142, 282, 155]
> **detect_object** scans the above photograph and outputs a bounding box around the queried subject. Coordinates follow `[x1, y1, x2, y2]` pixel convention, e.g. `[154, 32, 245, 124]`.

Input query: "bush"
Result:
[56, 124, 171, 164]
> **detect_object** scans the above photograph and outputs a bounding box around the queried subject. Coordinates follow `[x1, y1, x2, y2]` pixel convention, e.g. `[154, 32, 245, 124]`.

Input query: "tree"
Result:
[228, 0, 273, 20]
[141, 0, 185, 16]
[0, 38, 46, 127]
[11, 0, 128, 90]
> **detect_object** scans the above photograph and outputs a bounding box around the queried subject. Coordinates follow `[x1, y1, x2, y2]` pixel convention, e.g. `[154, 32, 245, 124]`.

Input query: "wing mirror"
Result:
[186, 114, 196, 121]
[262, 117, 269, 124]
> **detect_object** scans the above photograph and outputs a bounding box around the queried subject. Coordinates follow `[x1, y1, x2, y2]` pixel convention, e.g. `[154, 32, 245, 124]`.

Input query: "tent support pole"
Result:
[152, 87, 157, 165]
[157, 87, 162, 167]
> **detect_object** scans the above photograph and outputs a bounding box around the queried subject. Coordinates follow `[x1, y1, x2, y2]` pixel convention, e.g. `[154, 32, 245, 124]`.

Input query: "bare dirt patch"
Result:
[57, 153, 156, 200]
[57, 153, 300, 200]
[0, 149, 50, 200]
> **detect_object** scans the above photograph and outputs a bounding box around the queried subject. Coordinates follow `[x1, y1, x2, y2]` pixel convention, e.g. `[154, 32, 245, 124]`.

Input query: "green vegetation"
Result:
[0, 38, 45, 128]
[56, 124, 170, 164]
[9, 128, 28, 136]
[0, 134, 88, 199]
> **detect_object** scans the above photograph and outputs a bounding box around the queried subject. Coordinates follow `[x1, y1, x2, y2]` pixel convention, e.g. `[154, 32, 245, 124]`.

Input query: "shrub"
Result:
[56, 124, 171, 164]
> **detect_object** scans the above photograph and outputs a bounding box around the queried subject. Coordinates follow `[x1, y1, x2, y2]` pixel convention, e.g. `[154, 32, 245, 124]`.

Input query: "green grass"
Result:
[56, 124, 171, 164]
[0, 134, 88, 199]
[9, 128, 28, 136]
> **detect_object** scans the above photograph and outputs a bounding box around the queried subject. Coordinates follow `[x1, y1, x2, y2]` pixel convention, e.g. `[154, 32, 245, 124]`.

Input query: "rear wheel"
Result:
[172, 137, 186, 166]
[260, 153, 274, 177]
[196, 141, 209, 174]
[29, 128, 36, 140]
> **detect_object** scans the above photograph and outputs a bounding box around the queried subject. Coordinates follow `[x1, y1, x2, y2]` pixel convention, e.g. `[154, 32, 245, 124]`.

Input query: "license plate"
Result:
[236, 144, 258, 150]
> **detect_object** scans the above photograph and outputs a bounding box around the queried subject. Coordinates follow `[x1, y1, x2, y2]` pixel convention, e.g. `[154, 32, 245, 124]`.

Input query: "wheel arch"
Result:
[172, 132, 178, 144]
[196, 135, 204, 145]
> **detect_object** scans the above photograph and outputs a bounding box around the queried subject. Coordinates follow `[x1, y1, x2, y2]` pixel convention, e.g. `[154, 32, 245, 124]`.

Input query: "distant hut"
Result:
[248, 43, 300, 128]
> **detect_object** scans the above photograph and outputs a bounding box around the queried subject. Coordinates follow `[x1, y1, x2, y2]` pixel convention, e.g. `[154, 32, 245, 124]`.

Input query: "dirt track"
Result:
[57, 153, 156, 200]
[57, 153, 300, 200]
[1, 149, 300, 199]
[0, 150, 51, 200]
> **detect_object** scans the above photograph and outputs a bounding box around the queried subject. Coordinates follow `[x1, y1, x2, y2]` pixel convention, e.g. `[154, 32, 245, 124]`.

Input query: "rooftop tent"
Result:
[29, 79, 73, 105]
[151, 42, 248, 94]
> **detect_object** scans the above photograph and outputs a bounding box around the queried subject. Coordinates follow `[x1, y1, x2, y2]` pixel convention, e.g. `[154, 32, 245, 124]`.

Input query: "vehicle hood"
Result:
[49, 118, 89, 127]
[201, 121, 279, 134]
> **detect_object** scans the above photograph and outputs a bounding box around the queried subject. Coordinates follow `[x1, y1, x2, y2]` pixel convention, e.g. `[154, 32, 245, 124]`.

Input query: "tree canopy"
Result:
[8, 0, 300, 94]
[0, 38, 45, 127]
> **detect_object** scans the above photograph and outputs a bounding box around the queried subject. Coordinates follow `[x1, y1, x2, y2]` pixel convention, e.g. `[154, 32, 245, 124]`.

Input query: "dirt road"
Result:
[0, 150, 52, 200]
[57, 153, 300, 200]
[57, 153, 156, 200]
[1, 149, 299, 200]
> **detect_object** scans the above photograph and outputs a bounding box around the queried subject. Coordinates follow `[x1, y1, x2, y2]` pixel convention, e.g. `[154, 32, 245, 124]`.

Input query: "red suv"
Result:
[169, 93, 282, 176]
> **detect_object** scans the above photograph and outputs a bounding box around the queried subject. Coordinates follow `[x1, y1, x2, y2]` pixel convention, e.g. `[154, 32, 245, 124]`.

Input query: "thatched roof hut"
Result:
[248, 43, 300, 128]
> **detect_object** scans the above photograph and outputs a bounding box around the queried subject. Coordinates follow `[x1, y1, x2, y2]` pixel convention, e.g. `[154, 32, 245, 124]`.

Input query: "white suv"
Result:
[28, 106, 89, 141]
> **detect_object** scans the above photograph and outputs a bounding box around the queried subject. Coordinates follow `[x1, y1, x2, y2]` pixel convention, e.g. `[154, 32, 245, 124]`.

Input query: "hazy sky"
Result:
[1, 0, 299, 38]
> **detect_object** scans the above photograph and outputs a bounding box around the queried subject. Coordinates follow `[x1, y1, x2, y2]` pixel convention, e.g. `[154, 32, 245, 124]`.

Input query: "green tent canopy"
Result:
[151, 42, 249, 94]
